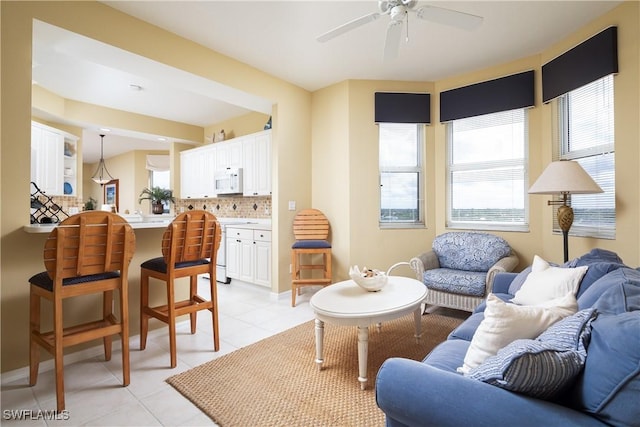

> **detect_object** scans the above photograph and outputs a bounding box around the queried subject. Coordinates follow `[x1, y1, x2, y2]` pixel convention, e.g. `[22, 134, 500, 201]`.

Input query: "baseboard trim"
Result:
[1, 326, 168, 386]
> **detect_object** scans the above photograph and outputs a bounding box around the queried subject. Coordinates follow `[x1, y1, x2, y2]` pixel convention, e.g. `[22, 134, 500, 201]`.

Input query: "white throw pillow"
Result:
[457, 293, 578, 375]
[511, 255, 588, 305]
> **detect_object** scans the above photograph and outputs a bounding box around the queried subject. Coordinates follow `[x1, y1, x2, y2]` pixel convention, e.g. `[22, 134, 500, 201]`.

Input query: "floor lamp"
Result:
[529, 160, 603, 263]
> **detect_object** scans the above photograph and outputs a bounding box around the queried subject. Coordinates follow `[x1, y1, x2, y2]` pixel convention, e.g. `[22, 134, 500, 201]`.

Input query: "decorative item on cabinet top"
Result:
[63, 141, 75, 157]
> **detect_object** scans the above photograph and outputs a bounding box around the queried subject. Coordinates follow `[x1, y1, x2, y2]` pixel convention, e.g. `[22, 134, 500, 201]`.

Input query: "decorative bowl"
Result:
[349, 265, 388, 292]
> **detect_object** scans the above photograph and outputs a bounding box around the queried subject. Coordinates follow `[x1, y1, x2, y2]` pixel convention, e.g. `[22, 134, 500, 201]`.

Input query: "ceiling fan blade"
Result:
[416, 5, 483, 30]
[317, 12, 381, 42]
[383, 20, 403, 62]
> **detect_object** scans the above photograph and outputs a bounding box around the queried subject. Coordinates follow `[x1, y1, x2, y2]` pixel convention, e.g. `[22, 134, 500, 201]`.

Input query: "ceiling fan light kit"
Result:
[317, 1, 483, 61]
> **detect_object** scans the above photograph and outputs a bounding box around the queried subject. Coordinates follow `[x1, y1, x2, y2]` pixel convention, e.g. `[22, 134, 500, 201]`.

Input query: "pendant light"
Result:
[91, 134, 115, 184]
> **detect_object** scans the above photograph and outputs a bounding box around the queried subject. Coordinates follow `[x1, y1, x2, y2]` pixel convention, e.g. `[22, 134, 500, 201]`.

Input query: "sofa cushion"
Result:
[422, 339, 470, 374]
[567, 279, 640, 427]
[508, 249, 625, 296]
[448, 312, 484, 341]
[576, 262, 627, 298]
[423, 268, 486, 297]
[569, 248, 624, 267]
[432, 232, 512, 272]
[507, 265, 533, 295]
[590, 268, 640, 314]
[467, 308, 596, 400]
[458, 293, 578, 374]
[577, 267, 640, 310]
[472, 293, 512, 314]
[511, 255, 587, 305]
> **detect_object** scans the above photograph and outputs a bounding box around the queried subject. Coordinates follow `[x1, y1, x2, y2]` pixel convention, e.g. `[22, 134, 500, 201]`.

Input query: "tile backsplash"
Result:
[41, 195, 271, 220]
[176, 196, 271, 219]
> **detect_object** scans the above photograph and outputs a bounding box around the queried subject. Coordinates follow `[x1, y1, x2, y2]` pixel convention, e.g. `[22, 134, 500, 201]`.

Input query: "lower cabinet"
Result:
[226, 227, 271, 288]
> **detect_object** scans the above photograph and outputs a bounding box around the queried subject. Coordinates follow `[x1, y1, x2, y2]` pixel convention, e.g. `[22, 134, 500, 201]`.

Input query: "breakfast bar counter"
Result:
[23, 220, 172, 233]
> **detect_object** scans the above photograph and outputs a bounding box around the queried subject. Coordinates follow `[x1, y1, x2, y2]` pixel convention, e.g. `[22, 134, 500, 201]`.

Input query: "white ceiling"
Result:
[32, 1, 622, 162]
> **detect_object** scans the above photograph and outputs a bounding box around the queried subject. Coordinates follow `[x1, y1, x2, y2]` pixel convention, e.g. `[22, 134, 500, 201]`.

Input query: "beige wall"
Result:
[310, 2, 639, 275]
[1, 0, 639, 374]
[1, 0, 311, 372]
[206, 111, 271, 142]
[433, 55, 544, 270]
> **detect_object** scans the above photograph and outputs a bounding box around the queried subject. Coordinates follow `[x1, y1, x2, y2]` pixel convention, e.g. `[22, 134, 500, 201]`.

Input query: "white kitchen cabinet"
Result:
[226, 226, 271, 288]
[214, 139, 243, 171]
[253, 229, 272, 287]
[180, 144, 216, 198]
[243, 130, 271, 196]
[31, 122, 77, 196]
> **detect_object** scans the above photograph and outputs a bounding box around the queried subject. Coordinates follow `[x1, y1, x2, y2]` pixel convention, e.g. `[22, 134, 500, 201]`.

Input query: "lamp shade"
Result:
[528, 160, 603, 195]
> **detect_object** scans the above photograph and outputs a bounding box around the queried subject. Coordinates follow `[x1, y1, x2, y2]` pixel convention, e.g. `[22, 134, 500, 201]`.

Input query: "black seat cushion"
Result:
[29, 271, 121, 292]
[140, 257, 210, 274]
[292, 240, 331, 249]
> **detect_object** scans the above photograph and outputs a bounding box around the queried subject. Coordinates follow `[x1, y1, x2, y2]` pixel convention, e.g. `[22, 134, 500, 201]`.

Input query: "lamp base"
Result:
[557, 205, 574, 263]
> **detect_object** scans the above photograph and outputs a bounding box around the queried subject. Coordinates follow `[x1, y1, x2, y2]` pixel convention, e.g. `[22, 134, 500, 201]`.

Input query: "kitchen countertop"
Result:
[224, 222, 271, 231]
[23, 220, 172, 234]
[23, 215, 271, 234]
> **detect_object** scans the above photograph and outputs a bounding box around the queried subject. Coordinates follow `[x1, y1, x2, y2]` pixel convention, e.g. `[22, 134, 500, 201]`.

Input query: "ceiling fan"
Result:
[317, 0, 483, 61]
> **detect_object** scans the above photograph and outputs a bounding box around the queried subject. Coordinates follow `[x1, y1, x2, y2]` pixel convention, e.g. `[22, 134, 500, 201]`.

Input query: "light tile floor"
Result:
[1, 278, 317, 426]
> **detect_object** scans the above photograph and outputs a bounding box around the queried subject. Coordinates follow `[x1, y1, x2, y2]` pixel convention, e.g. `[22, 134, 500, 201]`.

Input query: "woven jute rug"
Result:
[167, 312, 464, 427]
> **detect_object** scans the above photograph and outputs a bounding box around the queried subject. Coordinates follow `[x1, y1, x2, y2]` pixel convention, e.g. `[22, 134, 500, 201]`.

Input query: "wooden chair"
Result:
[29, 211, 136, 411]
[291, 209, 332, 307]
[140, 211, 221, 368]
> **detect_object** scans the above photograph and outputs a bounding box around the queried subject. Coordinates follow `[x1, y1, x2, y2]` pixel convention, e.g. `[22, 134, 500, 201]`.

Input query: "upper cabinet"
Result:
[215, 139, 243, 171]
[31, 122, 78, 196]
[180, 144, 216, 199]
[242, 130, 272, 197]
[180, 129, 271, 199]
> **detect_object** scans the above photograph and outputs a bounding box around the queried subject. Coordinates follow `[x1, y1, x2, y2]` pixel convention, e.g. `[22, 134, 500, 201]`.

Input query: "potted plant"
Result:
[138, 187, 175, 214]
[84, 197, 97, 211]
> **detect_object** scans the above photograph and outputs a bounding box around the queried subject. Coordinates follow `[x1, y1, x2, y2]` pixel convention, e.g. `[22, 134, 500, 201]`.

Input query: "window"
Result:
[379, 123, 424, 227]
[150, 169, 171, 214]
[447, 109, 528, 231]
[555, 75, 615, 238]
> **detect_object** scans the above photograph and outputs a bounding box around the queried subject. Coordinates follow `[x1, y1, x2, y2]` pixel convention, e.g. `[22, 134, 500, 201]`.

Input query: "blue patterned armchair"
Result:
[409, 232, 518, 312]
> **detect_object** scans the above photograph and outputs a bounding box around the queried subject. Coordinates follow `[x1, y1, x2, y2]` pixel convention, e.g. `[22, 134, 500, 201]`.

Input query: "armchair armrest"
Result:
[485, 252, 519, 294]
[409, 251, 440, 281]
[376, 358, 606, 427]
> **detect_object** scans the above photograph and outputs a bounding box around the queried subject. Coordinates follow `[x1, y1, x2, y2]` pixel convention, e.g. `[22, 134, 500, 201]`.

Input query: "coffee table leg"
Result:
[357, 325, 368, 390]
[314, 319, 324, 370]
[414, 307, 422, 343]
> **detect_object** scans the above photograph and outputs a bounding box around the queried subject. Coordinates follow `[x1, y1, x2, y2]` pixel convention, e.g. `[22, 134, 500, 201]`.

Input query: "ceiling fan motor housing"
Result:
[379, 0, 416, 16]
[390, 5, 407, 21]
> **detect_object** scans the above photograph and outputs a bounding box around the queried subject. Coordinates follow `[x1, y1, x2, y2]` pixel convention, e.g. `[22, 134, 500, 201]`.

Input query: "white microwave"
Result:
[214, 168, 243, 195]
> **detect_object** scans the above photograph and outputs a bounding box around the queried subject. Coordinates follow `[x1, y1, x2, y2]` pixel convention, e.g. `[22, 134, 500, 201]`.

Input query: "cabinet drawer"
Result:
[253, 229, 271, 242]
[227, 228, 253, 240]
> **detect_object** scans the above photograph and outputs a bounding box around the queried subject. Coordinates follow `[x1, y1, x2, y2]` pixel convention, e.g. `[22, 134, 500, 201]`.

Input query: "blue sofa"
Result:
[376, 249, 640, 427]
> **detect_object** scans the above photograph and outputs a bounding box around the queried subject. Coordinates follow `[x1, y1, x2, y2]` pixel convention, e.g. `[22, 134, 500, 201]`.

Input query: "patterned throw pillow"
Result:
[467, 308, 597, 400]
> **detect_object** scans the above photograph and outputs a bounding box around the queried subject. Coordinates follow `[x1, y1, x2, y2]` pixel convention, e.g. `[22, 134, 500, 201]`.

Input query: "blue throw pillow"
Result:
[578, 267, 640, 310]
[568, 310, 640, 427]
[467, 309, 596, 400]
[575, 262, 626, 298]
[571, 248, 624, 266]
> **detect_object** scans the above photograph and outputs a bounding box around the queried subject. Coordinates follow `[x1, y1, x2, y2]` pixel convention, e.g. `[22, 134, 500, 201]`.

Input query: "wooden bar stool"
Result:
[28, 211, 136, 411]
[139, 211, 221, 368]
[291, 209, 332, 307]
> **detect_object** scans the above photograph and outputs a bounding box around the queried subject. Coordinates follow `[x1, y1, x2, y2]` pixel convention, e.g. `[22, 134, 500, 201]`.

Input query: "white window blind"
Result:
[379, 123, 424, 227]
[555, 75, 615, 238]
[447, 109, 528, 231]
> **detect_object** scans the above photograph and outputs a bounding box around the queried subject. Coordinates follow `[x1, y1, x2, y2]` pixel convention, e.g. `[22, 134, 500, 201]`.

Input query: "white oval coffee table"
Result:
[309, 276, 428, 390]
